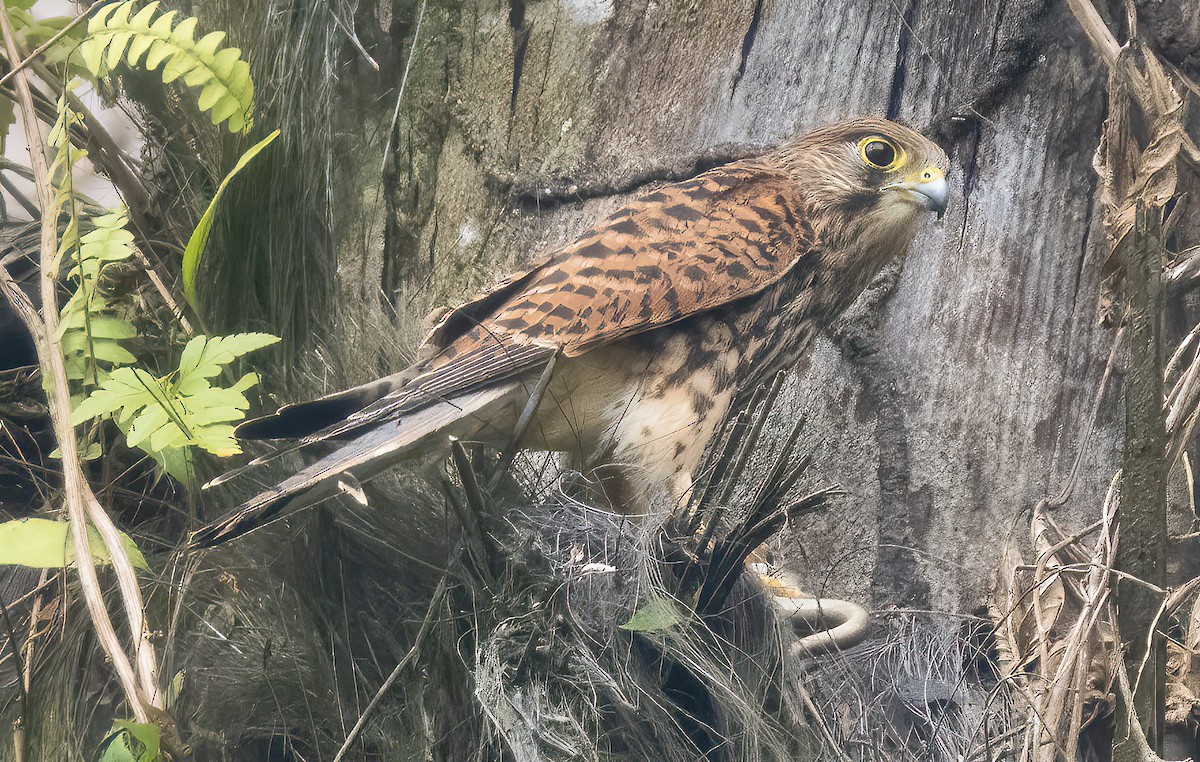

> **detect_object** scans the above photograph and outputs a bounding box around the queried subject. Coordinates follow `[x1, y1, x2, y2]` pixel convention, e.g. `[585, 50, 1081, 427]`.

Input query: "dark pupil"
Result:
[864, 140, 895, 167]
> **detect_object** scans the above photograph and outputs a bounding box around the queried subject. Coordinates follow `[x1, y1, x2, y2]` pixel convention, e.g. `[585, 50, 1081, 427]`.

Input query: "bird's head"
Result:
[775, 118, 950, 233]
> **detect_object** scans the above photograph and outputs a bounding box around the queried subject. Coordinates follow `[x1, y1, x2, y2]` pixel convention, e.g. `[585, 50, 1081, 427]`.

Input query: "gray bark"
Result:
[202, 0, 1200, 618]
[321, 0, 1153, 614]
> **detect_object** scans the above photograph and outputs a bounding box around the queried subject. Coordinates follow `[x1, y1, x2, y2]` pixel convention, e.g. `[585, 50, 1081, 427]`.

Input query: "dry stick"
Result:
[24, 61, 188, 336]
[2, 50, 183, 334]
[333, 576, 449, 762]
[1038, 515, 1117, 758]
[1001, 475, 1120, 761]
[489, 351, 559, 488]
[0, 263, 149, 719]
[23, 60, 186, 337]
[1065, 0, 1121, 66]
[19, 569, 47, 698]
[58, 81, 149, 210]
[0, 170, 39, 218]
[0, 592, 29, 762]
[0, 2, 159, 718]
[0, 0, 106, 90]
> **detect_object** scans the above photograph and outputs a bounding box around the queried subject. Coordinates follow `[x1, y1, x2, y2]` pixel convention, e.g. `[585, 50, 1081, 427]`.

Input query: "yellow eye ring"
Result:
[857, 136, 904, 171]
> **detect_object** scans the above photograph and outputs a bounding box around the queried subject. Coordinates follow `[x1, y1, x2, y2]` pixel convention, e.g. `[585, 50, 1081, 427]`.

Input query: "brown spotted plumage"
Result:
[192, 118, 949, 547]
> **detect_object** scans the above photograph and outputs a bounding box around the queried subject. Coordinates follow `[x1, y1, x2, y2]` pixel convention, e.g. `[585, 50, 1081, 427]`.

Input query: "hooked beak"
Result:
[883, 167, 948, 219]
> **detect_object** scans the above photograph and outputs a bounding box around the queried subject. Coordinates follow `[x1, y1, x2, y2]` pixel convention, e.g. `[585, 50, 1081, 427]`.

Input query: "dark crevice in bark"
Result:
[930, 0, 1051, 141]
[492, 141, 772, 213]
[427, 213, 440, 271]
[730, 0, 765, 97]
[508, 0, 530, 126]
[959, 122, 982, 198]
[831, 264, 932, 607]
[867, 393, 931, 607]
[886, 0, 917, 120]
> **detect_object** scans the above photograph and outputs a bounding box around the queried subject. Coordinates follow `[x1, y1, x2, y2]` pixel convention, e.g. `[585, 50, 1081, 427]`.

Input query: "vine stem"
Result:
[0, 0, 159, 720]
[0, 0, 106, 89]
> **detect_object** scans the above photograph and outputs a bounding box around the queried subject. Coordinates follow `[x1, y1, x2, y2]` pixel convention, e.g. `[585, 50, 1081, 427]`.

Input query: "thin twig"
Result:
[333, 576, 449, 762]
[320, 0, 378, 71]
[0, 1, 160, 719]
[0, 0, 106, 90]
[489, 352, 558, 488]
[0, 591, 29, 762]
[380, 0, 427, 175]
[0, 170, 39, 219]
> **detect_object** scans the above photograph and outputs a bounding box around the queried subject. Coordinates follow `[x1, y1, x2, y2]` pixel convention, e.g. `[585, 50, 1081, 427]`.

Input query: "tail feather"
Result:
[189, 382, 520, 547]
[235, 372, 413, 440]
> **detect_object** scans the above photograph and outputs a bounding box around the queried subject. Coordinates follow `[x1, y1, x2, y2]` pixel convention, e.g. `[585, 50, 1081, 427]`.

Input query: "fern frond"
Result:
[80, 0, 254, 133]
[0, 5, 90, 153]
[58, 209, 139, 386]
[72, 333, 279, 478]
[48, 94, 87, 272]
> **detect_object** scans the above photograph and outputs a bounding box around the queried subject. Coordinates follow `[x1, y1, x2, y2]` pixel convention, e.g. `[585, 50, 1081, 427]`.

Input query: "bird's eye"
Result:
[858, 137, 901, 170]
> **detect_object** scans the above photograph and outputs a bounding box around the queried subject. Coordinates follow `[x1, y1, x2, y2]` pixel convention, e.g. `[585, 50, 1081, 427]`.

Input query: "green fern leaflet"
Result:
[80, 1, 254, 133]
[72, 333, 279, 467]
[57, 210, 140, 385]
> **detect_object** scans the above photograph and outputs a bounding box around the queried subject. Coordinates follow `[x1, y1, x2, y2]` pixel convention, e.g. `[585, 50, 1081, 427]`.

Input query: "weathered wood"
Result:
[1113, 204, 1167, 759]
[201, 0, 1199, 615]
[350, 0, 1126, 613]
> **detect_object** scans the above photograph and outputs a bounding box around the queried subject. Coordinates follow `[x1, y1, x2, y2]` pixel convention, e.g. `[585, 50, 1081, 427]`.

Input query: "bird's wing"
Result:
[310, 160, 816, 439]
[234, 274, 551, 442]
[441, 159, 819, 358]
[238, 160, 815, 444]
[310, 342, 553, 441]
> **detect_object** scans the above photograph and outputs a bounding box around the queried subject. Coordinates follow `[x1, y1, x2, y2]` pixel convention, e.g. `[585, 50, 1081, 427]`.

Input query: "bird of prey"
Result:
[191, 118, 948, 547]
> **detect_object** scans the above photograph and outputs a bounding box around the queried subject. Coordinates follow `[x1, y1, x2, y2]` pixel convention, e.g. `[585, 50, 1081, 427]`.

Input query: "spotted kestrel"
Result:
[192, 118, 949, 547]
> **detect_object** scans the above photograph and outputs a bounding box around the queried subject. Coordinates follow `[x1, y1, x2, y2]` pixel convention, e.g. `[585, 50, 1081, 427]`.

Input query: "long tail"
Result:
[234, 370, 415, 441]
[189, 382, 520, 547]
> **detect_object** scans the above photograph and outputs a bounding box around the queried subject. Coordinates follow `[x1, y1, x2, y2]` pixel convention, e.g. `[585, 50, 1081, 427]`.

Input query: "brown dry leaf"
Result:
[995, 508, 1121, 762]
[1094, 40, 1188, 323]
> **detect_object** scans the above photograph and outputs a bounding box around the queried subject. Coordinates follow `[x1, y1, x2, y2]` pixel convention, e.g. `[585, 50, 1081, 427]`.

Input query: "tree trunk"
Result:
[171, 0, 1200, 756]
[292, 0, 1142, 610]
[190, 0, 1200, 612]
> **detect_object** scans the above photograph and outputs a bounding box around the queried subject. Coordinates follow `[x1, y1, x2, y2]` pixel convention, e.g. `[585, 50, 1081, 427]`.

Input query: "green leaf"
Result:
[181, 130, 278, 309]
[48, 441, 104, 461]
[0, 518, 148, 570]
[153, 444, 194, 486]
[0, 95, 14, 155]
[189, 422, 238, 456]
[82, 0, 254, 133]
[164, 670, 185, 710]
[98, 720, 160, 762]
[97, 729, 138, 762]
[71, 367, 160, 424]
[619, 597, 687, 632]
[61, 314, 137, 340]
[71, 332, 276, 474]
[113, 720, 160, 762]
[58, 207, 138, 387]
[176, 332, 280, 384]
